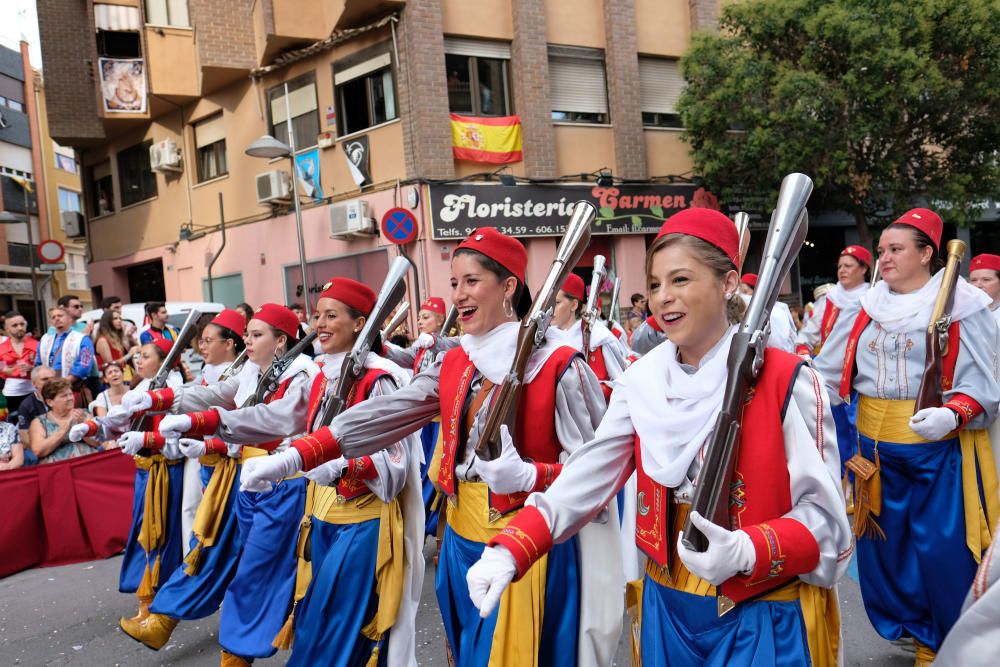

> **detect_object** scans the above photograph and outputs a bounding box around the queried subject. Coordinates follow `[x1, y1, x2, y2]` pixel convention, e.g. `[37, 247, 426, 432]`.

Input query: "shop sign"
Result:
[428, 183, 700, 239]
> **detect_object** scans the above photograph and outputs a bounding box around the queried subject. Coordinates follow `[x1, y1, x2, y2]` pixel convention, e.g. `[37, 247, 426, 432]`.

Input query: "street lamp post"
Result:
[0, 210, 41, 333]
[246, 81, 311, 319]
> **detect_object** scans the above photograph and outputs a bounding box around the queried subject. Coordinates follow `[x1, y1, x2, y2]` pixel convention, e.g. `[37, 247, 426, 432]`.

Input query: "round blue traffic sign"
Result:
[381, 207, 419, 245]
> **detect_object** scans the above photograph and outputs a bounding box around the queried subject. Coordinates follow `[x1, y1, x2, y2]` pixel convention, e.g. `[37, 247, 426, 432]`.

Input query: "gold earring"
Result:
[503, 298, 514, 318]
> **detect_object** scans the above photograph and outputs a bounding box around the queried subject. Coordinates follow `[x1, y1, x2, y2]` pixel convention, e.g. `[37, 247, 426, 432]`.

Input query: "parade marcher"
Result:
[117, 309, 247, 651]
[121, 304, 316, 666]
[740, 273, 797, 352]
[464, 208, 852, 666]
[242, 227, 623, 667]
[114, 339, 186, 628]
[250, 277, 422, 667]
[968, 253, 1000, 328]
[813, 208, 1000, 665]
[551, 273, 628, 400]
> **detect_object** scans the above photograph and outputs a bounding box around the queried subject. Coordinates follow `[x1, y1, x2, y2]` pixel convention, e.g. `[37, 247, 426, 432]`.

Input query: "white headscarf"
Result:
[623, 325, 736, 488]
[460, 321, 568, 385]
[825, 281, 868, 310]
[861, 270, 990, 334]
[551, 318, 619, 352]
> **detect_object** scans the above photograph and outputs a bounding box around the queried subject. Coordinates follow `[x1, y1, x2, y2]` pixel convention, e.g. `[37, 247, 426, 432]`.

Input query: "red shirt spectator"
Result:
[0, 312, 39, 413]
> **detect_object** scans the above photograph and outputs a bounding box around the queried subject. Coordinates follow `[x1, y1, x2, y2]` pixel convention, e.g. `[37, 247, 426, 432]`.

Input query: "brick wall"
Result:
[511, 0, 556, 179]
[396, 0, 454, 180]
[689, 0, 719, 32]
[35, 0, 105, 144]
[604, 0, 646, 179]
[189, 0, 257, 71]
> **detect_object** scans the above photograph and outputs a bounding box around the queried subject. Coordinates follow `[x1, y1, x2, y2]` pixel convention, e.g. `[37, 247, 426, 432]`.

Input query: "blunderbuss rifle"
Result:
[380, 301, 410, 341]
[247, 330, 319, 407]
[218, 348, 248, 383]
[475, 200, 598, 460]
[681, 173, 813, 556]
[440, 303, 459, 337]
[582, 254, 607, 354]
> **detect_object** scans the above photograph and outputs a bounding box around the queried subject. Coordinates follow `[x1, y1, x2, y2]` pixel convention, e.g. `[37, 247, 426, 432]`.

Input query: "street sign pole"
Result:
[24, 187, 41, 334]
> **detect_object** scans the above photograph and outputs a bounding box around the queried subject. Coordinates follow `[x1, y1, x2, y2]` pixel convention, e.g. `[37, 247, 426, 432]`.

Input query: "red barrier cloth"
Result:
[0, 450, 136, 578]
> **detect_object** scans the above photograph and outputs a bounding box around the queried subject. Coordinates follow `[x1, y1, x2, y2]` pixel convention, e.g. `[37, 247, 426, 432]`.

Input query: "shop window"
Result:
[268, 74, 320, 150]
[117, 141, 157, 207]
[444, 38, 512, 116]
[334, 48, 397, 136]
[639, 57, 684, 129]
[145, 0, 190, 27]
[194, 113, 227, 182]
[89, 160, 114, 216]
[548, 45, 608, 124]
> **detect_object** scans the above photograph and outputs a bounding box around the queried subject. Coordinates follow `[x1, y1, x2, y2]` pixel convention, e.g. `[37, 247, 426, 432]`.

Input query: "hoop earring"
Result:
[503, 298, 514, 318]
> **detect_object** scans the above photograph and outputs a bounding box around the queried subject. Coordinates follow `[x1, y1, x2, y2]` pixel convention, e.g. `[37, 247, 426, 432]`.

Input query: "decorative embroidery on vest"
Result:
[439, 363, 475, 496]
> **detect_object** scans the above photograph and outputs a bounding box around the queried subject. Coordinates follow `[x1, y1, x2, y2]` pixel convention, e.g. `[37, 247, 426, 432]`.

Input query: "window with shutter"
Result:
[117, 141, 157, 207]
[548, 45, 608, 124]
[194, 113, 227, 182]
[444, 38, 512, 116]
[638, 57, 685, 128]
[89, 160, 114, 217]
[333, 45, 398, 136]
[268, 74, 321, 150]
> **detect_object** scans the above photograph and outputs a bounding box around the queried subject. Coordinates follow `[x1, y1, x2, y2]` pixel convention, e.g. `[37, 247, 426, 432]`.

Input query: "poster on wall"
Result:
[294, 149, 324, 200]
[99, 58, 147, 113]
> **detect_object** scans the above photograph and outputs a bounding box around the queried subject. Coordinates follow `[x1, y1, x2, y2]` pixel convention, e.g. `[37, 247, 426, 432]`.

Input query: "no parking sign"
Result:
[380, 208, 419, 245]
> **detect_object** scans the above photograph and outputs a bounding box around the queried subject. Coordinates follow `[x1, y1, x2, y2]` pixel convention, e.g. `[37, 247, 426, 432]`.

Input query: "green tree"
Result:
[678, 0, 1000, 248]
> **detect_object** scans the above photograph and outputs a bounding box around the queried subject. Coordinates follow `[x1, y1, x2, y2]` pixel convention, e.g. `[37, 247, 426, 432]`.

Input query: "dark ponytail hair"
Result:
[453, 248, 532, 318]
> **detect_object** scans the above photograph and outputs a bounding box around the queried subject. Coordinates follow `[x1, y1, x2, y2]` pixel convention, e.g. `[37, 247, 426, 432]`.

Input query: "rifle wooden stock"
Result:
[475, 200, 597, 460]
[914, 239, 966, 413]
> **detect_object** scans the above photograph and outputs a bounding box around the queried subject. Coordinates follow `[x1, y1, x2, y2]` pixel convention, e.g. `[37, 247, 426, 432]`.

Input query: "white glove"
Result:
[178, 438, 207, 459]
[676, 511, 755, 585]
[118, 431, 146, 456]
[104, 405, 132, 433]
[467, 546, 517, 618]
[414, 332, 436, 350]
[303, 457, 347, 486]
[122, 391, 153, 416]
[240, 448, 303, 493]
[161, 438, 183, 460]
[69, 423, 92, 442]
[909, 407, 959, 441]
[475, 425, 536, 494]
[158, 414, 194, 439]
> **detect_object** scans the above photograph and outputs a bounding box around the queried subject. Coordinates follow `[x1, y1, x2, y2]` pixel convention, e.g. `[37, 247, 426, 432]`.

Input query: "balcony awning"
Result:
[94, 4, 142, 32]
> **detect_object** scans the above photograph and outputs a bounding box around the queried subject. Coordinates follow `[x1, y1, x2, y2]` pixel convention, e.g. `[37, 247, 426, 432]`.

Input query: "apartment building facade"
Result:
[36, 0, 715, 314]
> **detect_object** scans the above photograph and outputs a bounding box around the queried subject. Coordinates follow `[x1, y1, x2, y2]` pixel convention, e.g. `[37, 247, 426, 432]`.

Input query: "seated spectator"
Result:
[29, 378, 102, 464]
[0, 421, 23, 471]
[16, 366, 56, 466]
[90, 361, 129, 417]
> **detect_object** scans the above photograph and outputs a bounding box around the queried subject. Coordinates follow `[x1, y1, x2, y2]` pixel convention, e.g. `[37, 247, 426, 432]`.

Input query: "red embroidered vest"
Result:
[587, 346, 612, 402]
[817, 299, 840, 350]
[634, 349, 808, 605]
[304, 367, 388, 500]
[437, 344, 580, 516]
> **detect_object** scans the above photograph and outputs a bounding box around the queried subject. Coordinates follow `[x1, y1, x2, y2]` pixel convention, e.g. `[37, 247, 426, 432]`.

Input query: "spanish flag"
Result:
[450, 113, 523, 164]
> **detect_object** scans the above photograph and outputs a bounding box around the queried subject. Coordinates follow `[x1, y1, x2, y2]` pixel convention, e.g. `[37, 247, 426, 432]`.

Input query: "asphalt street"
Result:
[0, 541, 916, 666]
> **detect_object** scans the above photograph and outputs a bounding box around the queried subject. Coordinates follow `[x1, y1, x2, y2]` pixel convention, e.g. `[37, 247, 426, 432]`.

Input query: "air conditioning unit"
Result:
[256, 170, 292, 205]
[329, 200, 376, 238]
[150, 139, 182, 173]
[61, 211, 86, 238]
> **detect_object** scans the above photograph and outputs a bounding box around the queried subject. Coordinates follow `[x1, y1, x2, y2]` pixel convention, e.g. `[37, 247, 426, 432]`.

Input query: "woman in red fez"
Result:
[118, 303, 319, 666]
[551, 272, 629, 401]
[465, 208, 851, 666]
[113, 338, 187, 629]
[969, 253, 1000, 326]
[242, 226, 620, 667]
[814, 208, 1000, 665]
[118, 309, 247, 651]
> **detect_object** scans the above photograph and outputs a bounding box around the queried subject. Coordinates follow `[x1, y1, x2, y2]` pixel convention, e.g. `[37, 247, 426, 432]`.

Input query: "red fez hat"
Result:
[420, 297, 446, 315]
[741, 273, 758, 288]
[210, 309, 247, 336]
[455, 227, 528, 284]
[561, 274, 586, 301]
[894, 208, 943, 250]
[840, 245, 872, 267]
[971, 253, 1000, 273]
[252, 303, 300, 339]
[152, 338, 173, 356]
[319, 278, 377, 316]
[655, 208, 740, 267]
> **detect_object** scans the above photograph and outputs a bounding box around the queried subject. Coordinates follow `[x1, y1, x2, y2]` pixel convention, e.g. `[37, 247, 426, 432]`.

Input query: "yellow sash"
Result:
[857, 396, 1000, 562]
[182, 456, 238, 575]
[134, 454, 183, 596]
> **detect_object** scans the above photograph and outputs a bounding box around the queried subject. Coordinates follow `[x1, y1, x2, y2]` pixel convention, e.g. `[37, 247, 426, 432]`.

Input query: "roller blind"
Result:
[93, 161, 111, 180]
[334, 53, 392, 86]
[638, 57, 685, 114]
[443, 37, 511, 60]
[271, 82, 318, 124]
[94, 4, 142, 31]
[549, 46, 608, 114]
[194, 113, 224, 148]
